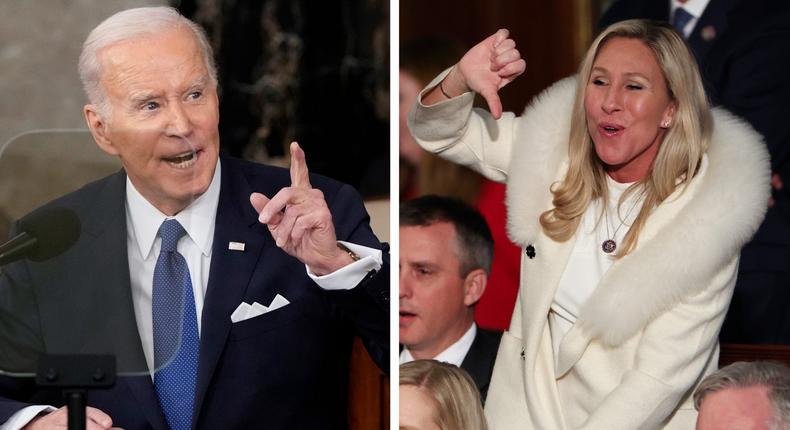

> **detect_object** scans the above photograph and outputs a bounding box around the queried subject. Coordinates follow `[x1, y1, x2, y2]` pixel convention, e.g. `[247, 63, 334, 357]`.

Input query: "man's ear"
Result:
[462, 268, 488, 307]
[84, 104, 118, 156]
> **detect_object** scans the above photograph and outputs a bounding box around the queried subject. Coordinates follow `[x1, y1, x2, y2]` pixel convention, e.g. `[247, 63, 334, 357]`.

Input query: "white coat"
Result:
[408, 73, 770, 429]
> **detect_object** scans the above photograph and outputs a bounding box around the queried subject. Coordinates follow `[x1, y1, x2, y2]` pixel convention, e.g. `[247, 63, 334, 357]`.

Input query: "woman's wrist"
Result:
[440, 65, 471, 98]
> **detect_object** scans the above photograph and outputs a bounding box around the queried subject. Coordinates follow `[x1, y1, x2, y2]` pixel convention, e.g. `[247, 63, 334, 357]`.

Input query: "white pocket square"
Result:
[230, 294, 291, 323]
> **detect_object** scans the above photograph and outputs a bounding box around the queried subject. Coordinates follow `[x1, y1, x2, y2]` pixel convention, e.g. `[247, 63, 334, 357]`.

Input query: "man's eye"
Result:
[417, 268, 432, 276]
[189, 91, 202, 100]
[143, 101, 159, 111]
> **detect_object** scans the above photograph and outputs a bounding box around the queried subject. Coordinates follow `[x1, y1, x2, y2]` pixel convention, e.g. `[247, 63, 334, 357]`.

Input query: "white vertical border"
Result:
[389, 0, 400, 427]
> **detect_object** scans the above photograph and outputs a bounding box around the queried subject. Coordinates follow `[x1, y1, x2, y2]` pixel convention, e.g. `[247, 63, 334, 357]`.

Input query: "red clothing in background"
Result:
[475, 180, 520, 331]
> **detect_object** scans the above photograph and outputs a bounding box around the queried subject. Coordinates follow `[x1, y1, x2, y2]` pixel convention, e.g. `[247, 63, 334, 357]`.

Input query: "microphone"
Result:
[0, 207, 81, 266]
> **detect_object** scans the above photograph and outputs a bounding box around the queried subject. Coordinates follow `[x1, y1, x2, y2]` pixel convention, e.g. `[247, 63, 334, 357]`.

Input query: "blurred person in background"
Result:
[695, 361, 790, 429]
[400, 37, 481, 203]
[400, 359, 489, 430]
[0, 209, 10, 241]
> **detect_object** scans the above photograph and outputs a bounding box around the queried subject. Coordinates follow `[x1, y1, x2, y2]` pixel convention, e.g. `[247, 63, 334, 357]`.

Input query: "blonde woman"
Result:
[400, 360, 488, 430]
[408, 20, 770, 429]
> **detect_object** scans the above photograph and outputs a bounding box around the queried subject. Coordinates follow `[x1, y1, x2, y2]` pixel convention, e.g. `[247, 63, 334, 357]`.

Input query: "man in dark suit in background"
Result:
[601, 0, 790, 343]
[399, 196, 501, 403]
[0, 6, 387, 429]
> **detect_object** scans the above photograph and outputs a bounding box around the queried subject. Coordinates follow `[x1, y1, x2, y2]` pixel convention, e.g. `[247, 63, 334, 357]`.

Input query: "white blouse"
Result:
[549, 176, 644, 359]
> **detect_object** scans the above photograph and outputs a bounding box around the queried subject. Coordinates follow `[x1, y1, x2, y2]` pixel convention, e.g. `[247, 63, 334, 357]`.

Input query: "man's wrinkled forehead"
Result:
[96, 28, 210, 95]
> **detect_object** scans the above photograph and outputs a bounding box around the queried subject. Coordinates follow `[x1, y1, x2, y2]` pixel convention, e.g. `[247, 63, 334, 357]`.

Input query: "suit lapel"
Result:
[123, 377, 169, 430]
[46, 171, 169, 429]
[460, 329, 500, 402]
[38, 172, 141, 366]
[88, 173, 169, 430]
[74, 174, 145, 373]
[461, 331, 489, 390]
[192, 158, 269, 425]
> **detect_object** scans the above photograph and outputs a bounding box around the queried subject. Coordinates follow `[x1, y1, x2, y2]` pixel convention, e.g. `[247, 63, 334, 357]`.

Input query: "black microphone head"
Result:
[19, 206, 81, 262]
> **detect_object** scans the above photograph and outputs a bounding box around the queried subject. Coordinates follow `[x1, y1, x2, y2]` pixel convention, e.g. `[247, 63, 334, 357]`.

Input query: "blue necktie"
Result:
[153, 219, 199, 430]
[672, 7, 694, 36]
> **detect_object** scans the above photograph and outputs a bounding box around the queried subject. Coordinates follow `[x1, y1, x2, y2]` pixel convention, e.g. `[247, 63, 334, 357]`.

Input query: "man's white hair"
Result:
[78, 6, 218, 117]
[695, 361, 790, 429]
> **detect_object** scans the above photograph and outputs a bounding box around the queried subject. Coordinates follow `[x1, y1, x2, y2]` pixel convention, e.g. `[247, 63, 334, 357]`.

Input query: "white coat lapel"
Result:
[555, 324, 591, 377]
[521, 229, 575, 339]
[517, 155, 575, 346]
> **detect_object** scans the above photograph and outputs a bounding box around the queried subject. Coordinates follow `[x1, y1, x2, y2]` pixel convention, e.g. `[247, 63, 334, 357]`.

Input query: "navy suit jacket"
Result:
[601, 0, 790, 342]
[0, 155, 389, 429]
[460, 328, 500, 405]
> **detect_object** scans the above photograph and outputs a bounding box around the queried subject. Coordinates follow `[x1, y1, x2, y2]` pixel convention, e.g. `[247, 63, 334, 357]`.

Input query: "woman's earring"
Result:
[661, 119, 671, 128]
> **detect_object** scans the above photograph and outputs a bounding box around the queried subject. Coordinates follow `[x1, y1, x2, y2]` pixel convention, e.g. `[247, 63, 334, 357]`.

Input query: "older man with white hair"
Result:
[0, 6, 388, 430]
[695, 361, 790, 430]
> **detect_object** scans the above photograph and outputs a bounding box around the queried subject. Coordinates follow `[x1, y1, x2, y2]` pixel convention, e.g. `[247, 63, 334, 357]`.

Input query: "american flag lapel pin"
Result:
[228, 241, 246, 251]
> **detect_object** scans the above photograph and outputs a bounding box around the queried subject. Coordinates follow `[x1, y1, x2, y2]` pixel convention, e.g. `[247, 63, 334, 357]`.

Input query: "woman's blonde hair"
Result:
[539, 19, 712, 256]
[399, 360, 488, 430]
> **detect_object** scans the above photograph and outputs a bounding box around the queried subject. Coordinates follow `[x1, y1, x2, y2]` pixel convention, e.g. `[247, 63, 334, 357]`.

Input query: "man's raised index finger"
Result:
[289, 141, 312, 188]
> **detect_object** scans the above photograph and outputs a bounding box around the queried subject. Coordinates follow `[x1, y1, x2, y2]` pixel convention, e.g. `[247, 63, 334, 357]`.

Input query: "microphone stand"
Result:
[36, 354, 116, 430]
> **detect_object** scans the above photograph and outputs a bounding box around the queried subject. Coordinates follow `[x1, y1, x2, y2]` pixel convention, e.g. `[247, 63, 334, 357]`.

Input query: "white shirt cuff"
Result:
[306, 241, 383, 290]
[1, 405, 55, 430]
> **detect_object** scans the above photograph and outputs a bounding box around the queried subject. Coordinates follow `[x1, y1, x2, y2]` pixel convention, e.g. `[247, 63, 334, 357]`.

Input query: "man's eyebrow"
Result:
[128, 91, 160, 105]
[409, 260, 437, 270]
[186, 76, 209, 89]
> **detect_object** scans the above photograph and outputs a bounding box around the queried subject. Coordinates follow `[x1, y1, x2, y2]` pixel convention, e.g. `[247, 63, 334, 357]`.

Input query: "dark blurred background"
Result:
[179, 0, 389, 199]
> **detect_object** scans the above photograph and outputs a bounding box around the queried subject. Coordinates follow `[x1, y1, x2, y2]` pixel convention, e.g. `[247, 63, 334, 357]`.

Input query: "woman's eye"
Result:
[592, 78, 606, 86]
[626, 84, 643, 90]
[189, 91, 202, 100]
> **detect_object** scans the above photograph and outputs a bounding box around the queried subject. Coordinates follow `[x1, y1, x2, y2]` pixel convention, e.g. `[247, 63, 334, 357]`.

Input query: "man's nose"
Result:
[166, 102, 194, 137]
[399, 274, 411, 299]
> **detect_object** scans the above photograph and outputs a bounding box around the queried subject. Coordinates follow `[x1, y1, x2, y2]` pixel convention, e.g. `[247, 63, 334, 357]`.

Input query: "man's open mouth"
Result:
[163, 150, 198, 168]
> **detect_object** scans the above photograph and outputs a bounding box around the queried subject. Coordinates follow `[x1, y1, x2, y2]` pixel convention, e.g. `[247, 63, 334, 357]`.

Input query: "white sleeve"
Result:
[305, 241, 383, 291]
[407, 67, 519, 183]
[0, 405, 55, 430]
